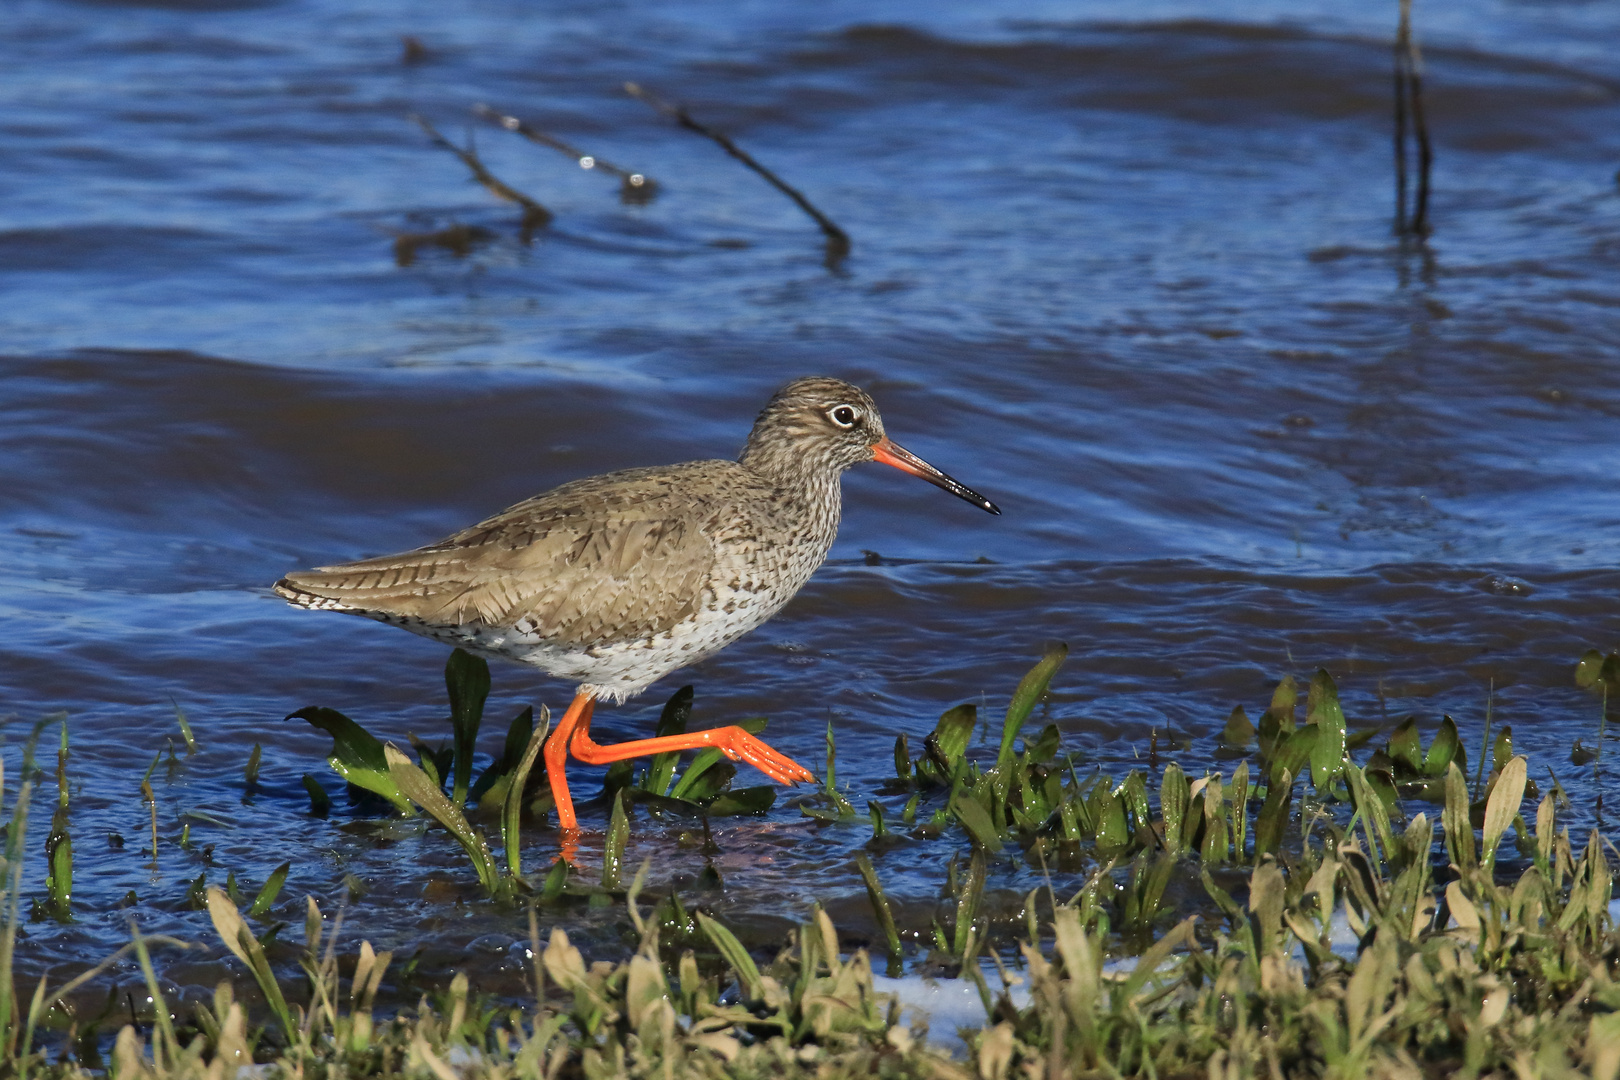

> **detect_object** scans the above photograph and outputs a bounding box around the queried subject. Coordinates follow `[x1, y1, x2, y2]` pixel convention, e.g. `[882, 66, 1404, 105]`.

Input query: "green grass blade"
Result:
[695, 913, 763, 1001]
[247, 861, 290, 918]
[997, 643, 1068, 768]
[172, 702, 197, 755]
[204, 887, 294, 1039]
[853, 854, 901, 958]
[385, 744, 500, 896]
[954, 850, 987, 956]
[602, 792, 629, 891]
[503, 705, 550, 878]
[639, 687, 692, 796]
[44, 829, 71, 921]
[301, 774, 331, 817]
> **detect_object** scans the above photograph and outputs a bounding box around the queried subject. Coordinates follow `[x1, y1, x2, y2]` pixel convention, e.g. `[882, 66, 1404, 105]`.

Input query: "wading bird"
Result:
[274, 377, 999, 836]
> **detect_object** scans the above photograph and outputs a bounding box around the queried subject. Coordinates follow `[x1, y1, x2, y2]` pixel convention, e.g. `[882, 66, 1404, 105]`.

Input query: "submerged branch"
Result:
[1393, 0, 1433, 238]
[472, 103, 659, 204]
[409, 114, 553, 235]
[623, 82, 851, 263]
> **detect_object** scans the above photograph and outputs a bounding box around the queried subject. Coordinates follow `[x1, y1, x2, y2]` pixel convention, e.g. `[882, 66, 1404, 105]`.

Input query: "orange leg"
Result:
[545, 692, 596, 833]
[570, 710, 815, 785]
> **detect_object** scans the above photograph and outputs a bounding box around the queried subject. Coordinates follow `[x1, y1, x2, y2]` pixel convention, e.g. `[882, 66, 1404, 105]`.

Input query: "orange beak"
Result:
[871, 437, 1000, 515]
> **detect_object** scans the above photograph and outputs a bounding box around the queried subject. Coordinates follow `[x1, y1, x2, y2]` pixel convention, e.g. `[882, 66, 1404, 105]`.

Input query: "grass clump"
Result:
[6, 764, 1620, 1079]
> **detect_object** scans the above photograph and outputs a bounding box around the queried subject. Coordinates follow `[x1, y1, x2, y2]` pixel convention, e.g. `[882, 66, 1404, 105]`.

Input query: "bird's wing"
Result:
[274, 465, 733, 649]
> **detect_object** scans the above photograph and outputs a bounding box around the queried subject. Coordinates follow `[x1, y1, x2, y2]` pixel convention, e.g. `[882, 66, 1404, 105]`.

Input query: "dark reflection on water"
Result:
[1, 0, 1619, 996]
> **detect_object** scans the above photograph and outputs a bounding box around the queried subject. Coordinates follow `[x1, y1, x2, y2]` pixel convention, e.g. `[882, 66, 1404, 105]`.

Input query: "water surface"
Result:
[2, 0, 1619, 1005]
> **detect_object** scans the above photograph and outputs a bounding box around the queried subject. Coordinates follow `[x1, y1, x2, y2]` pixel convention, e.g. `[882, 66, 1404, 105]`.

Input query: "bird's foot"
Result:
[708, 727, 816, 786]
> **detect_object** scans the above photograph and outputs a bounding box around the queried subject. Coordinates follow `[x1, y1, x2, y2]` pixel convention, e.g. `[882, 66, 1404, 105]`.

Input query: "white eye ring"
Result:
[828, 405, 860, 428]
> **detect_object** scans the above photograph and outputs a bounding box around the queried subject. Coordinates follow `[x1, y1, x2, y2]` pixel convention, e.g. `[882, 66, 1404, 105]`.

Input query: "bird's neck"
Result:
[738, 446, 844, 542]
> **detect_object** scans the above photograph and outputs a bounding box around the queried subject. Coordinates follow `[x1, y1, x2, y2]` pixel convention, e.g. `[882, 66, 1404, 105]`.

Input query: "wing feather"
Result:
[274, 464, 737, 649]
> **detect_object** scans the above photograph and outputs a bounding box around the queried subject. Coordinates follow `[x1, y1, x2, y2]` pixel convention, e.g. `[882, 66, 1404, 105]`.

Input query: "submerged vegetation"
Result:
[0, 646, 1617, 1076]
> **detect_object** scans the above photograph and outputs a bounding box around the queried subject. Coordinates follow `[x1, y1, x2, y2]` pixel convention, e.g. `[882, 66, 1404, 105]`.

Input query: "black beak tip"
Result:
[983, 500, 1001, 516]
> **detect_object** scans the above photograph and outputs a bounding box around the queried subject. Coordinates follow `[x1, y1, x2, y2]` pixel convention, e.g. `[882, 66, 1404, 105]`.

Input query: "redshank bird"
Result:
[273, 377, 999, 833]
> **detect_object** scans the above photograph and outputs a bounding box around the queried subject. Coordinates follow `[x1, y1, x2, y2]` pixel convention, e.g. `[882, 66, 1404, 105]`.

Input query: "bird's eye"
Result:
[829, 405, 860, 428]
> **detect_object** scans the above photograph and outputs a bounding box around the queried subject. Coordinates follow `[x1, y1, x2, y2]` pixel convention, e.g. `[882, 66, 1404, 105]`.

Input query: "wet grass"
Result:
[2, 650, 1618, 1077]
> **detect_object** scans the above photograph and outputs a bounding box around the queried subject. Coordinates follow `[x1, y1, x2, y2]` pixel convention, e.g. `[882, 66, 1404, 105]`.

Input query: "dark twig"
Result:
[1393, 0, 1433, 237]
[472, 104, 659, 204]
[623, 82, 851, 262]
[409, 114, 553, 235]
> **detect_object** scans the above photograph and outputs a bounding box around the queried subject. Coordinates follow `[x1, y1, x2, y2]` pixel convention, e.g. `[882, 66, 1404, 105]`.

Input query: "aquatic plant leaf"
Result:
[669, 748, 725, 800]
[290, 707, 413, 815]
[1200, 777, 1228, 864]
[247, 861, 289, 918]
[1120, 772, 1151, 838]
[602, 792, 629, 891]
[1345, 767, 1395, 870]
[408, 733, 452, 791]
[1307, 669, 1347, 793]
[631, 791, 705, 818]
[1229, 761, 1250, 860]
[695, 913, 763, 1001]
[1424, 716, 1465, 777]
[1575, 649, 1605, 689]
[675, 757, 737, 803]
[1265, 676, 1298, 733]
[929, 704, 977, 771]
[1441, 763, 1476, 873]
[1122, 851, 1177, 932]
[998, 643, 1068, 768]
[954, 850, 987, 956]
[470, 706, 534, 806]
[1221, 705, 1255, 749]
[1482, 755, 1527, 873]
[854, 853, 901, 958]
[45, 829, 71, 920]
[892, 733, 912, 783]
[1121, 916, 1197, 1000]
[1492, 726, 1513, 775]
[950, 792, 1004, 854]
[445, 648, 491, 807]
[1387, 718, 1422, 773]
[301, 774, 330, 817]
[1094, 786, 1129, 853]
[1270, 726, 1319, 786]
[1026, 724, 1062, 764]
[1248, 862, 1286, 954]
[1254, 768, 1294, 856]
[173, 703, 197, 755]
[639, 686, 693, 796]
[384, 743, 500, 896]
[704, 786, 774, 816]
[1160, 764, 1189, 854]
[502, 705, 549, 878]
[538, 858, 569, 904]
[206, 886, 294, 1038]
